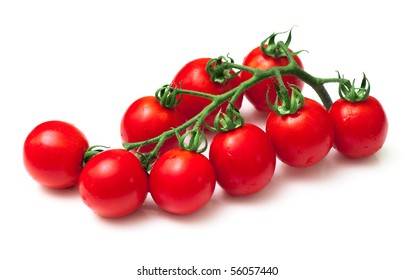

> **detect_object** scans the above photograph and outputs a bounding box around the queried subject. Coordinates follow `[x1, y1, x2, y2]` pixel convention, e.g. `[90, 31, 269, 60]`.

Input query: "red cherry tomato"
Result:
[241, 46, 304, 112]
[120, 96, 184, 154]
[171, 58, 243, 126]
[328, 96, 388, 158]
[149, 148, 216, 215]
[209, 124, 276, 196]
[266, 98, 334, 167]
[23, 120, 89, 188]
[78, 149, 148, 218]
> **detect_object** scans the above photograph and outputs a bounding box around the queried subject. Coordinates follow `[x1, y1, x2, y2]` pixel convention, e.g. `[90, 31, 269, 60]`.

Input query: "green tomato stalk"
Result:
[123, 29, 369, 171]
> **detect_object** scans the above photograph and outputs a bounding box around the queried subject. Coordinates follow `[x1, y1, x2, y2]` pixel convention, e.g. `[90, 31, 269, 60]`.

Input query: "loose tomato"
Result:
[120, 96, 184, 154]
[171, 58, 243, 126]
[149, 148, 216, 215]
[266, 98, 334, 167]
[78, 149, 148, 218]
[240, 46, 304, 112]
[23, 120, 89, 188]
[328, 96, 388, 158]
[209, 123, 276, 196]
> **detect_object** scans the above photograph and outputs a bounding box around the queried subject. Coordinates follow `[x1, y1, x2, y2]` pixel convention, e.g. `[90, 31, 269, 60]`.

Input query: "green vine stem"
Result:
[83, 145, 109, 166]
[123, 34, 364, 171]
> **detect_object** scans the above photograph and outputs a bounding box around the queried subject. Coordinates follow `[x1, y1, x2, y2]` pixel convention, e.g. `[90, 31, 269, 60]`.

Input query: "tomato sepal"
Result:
[206, 55, 240, 84]
[82, 145, 109, 166]
[266, 80, 305, 116]
[155, 84, 182, 108]
[260, 28, 305, 59]
[338, 72, 370, 103]
[204, 104, 244, 133]
[175, 129, 208, 154]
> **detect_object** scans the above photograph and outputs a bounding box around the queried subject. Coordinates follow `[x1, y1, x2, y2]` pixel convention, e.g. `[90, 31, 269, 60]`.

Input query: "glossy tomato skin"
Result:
[23, 120, 89, 188]
[120, 96, 184, 154]
[79, 149, 148, 218]
[241, 46, 304, 112]
[149, 148, 216, 215]
[171, 58, 243, 126]
[209, 124, 276, 196]
[266, 98, 334, 167]
[328, 96, 388, 158]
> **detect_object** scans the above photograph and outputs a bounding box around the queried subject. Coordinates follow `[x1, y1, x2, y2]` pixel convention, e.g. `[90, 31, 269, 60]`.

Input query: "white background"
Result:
[1, 1, 414, 279]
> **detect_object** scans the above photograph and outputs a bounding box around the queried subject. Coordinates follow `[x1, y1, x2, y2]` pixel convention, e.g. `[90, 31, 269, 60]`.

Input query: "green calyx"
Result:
[338, 72, 370, 102]
[206, 55, 239, 84]
[155, 84, 182, 108]
[267, 80, 305, 116]
[260, 28, 294, 58]
[83, 145, 109, 166]
[136, 152, 157, 172]
[205, 104, 244, 133]
[176, 129, 208, 154]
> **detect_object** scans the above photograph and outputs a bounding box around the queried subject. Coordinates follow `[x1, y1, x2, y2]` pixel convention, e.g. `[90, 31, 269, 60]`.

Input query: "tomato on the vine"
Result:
[149, 148, 216, 215]
[209, 124, 276, 196]
[241, 46, 304, 112]
[78, 149, 148, 218]
[266, 98, 334, 167]
[328, 96, 388, 158]
[23, 120, 89, 188]
[120, 96, 184, 154]
[171, 58, 243, 126]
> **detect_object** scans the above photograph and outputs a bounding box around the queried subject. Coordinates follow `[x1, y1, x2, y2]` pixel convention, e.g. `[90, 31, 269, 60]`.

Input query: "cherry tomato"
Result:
[79, 149, 148, 218]
[241, 46, 304, 112]
[23, 120, 89, 188]
[209, 124, 276, 196]
[149, 148, 216, 215]
[120, 96, 184, 154]
[171, 58, 243, 126]
[328, 96, 388, 158]
[266, 98, 334, 167]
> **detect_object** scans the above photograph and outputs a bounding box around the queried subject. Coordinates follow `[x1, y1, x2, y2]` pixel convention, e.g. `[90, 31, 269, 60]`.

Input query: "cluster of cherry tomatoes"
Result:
[23, 35, 388, 218]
